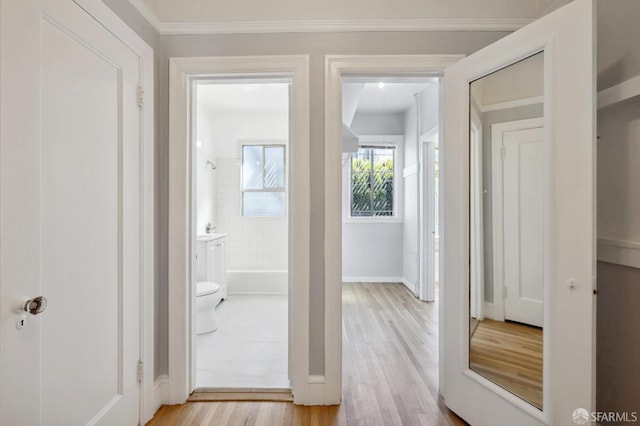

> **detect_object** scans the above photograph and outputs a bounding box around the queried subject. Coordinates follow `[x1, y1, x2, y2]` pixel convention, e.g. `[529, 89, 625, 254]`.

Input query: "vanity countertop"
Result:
[197, 233, 226, 242]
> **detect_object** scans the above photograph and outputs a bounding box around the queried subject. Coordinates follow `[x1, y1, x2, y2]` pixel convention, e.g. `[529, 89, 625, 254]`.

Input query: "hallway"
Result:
[149, 283, 465, 425]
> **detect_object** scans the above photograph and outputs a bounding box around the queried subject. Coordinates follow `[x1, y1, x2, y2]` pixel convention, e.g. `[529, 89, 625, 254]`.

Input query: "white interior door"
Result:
[420, 140, 437, 302]
[442, 0, 595, 425]
[0, 1, 142, 425]
[503, 126, 544, 327]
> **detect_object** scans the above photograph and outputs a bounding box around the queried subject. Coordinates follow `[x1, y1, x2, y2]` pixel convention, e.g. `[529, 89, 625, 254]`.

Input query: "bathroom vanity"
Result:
[196, 234, 228, 299]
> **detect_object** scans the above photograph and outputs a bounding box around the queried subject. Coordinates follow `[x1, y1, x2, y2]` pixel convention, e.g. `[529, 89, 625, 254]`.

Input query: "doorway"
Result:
[168, 56, 310, 404]
[339, 75, 449, 420]
[323, 55, 464, 401]
[193, 80, 291, 389]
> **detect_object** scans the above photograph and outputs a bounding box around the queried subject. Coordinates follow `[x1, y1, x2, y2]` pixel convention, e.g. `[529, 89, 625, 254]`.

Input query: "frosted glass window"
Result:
[264, 146, 285, 188]
[243, 192, 286, 216]
[242, 145, 263, 190]
[241, 144, 286, 217]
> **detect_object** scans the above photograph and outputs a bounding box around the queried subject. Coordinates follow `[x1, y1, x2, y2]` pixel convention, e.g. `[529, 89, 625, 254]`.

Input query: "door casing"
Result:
[167, 56, 311, 404]
[324, 54, 465, 403]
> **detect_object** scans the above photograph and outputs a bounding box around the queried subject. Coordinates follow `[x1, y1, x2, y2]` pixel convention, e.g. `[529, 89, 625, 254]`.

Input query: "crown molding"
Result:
[159, 18, 533, 35]
[122, 2, 532, 36]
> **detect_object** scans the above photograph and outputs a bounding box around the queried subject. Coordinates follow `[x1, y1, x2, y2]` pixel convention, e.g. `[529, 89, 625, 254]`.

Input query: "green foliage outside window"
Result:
[351, 147, 394, 217]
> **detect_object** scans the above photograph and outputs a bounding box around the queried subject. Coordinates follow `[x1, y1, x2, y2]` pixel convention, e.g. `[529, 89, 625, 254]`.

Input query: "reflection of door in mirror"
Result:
[468, 52, 544, 410]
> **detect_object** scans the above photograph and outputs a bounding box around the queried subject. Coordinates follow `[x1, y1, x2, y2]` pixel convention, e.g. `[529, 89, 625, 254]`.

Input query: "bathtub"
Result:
[226, 270, 288, 295]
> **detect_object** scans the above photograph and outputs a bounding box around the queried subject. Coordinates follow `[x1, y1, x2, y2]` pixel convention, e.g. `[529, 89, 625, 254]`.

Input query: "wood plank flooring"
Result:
[148, 283, 466, 425]
[469, 319, 543, 409]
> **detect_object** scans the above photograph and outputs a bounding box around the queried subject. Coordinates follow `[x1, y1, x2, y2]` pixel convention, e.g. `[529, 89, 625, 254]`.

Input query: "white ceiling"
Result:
[344, 82, 434, 115]
[196, 83, 289, 113]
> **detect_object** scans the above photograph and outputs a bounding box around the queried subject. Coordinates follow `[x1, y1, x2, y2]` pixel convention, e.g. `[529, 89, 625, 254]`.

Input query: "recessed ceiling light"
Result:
[378, 82, 385, 89]
[196, 140, 202, 148]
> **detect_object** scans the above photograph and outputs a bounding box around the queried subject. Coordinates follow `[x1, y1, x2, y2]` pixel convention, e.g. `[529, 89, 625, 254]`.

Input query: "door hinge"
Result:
[137, 360, 144, 383]
[137, 85, 144, 108]
[501, 145, 506, 159]
[503, 286, 507, 298]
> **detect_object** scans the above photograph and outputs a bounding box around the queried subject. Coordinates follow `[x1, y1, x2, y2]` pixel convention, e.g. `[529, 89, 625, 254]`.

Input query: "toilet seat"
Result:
[197, 281, 221, 297]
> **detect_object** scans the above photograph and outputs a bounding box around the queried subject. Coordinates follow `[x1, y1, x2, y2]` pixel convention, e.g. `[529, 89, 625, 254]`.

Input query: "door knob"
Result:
[22, 296, 47, 315]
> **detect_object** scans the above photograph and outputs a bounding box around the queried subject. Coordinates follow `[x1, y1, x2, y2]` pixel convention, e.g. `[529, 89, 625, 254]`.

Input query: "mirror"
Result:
[468, 52, 544, 410]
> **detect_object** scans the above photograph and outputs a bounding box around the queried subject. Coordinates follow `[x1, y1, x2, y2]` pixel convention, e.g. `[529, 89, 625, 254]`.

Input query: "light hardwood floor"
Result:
[148, 283, 466, 425]
[469, 318, 543, 410]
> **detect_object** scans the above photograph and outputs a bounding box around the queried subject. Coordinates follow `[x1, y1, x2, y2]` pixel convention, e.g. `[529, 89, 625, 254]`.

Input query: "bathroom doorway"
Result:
[193, 79, 291, 390]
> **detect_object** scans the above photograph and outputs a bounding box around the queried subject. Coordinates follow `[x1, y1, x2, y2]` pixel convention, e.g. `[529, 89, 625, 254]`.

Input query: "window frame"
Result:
[343, 135, 404, 223]
[239, 140, 288, 218]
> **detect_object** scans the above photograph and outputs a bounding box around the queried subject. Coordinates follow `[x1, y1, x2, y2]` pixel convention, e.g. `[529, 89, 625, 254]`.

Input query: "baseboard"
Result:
[299, 375, 327, 406]
[598, 238, 640, 269]
[401, 278, 417, 295]
[342, 276, 404, 283]
[483, 302, 495, 320]
[152, 375, 169, 413]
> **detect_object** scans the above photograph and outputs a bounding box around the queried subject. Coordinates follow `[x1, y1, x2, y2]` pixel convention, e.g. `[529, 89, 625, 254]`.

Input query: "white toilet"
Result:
[196, 281, 222, 334]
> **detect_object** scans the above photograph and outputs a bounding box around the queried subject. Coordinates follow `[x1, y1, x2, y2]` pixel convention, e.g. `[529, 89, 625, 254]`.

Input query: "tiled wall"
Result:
[215, 157, 288, 271]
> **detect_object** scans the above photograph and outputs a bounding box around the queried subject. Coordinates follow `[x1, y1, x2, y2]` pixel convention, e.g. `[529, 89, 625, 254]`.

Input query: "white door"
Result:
[503, 126, 544, 327]
[419, 140, 437, 302]
[443, 0, 595, 425]
[0, 1, 142, 425]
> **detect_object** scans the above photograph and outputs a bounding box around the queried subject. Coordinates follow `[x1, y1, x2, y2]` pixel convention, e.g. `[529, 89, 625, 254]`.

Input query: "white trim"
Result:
[490, 118, 544, 323]
[402, 278, 417, 295]
[480, 95, 544, 112]
[227, 291, 289, 296]
[325, 54, 465, 406]
[469, 119, 484, 319]
[152, 375, 169, 416]
[343, 134, 404, 223]
[168, 55, 310, 405]
[157, 18, 532, 35]
[403, 164, 419, 177]
[597, 238, 640, 269]
[482, 303, 496, 320]
[341, 276, 404, 283]
[72, 1, 156, 423]
[121, 1, 533, 35]
[304, 376, 327, 406]
[597, 74, 640, 110]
